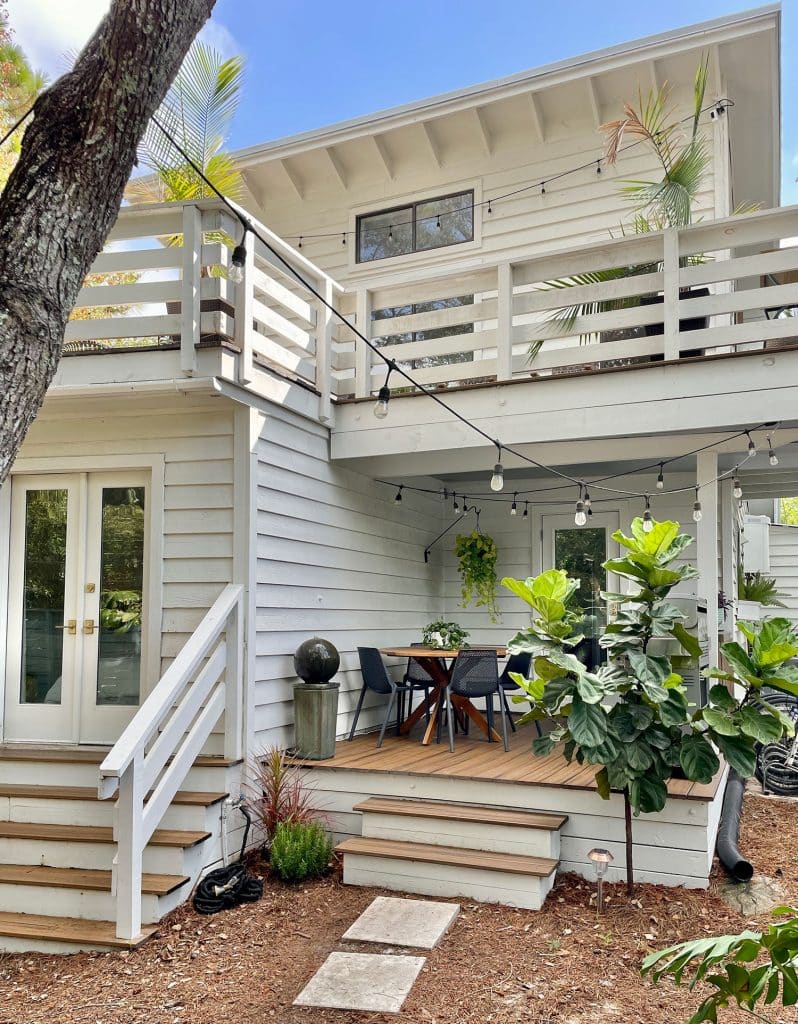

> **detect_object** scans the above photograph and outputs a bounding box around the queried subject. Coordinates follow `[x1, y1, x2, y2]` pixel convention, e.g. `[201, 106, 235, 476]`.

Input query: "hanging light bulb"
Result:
[768, 437, 778, 466]
[487, 199, 493, 215]
[436, 214, 442, 229]
[596, 160, 602, 175]
[388, 224, 393, 241]
[642, 496, 654, 533]
[574, 500, 587, 526]
[453, 493, 460, 514]
[541, 182, 546, 195]
[584, 490, 592, 511]
[342, 233, 347, 246]
[510, 493, 518, 516]
[373, 363, 394, 419]
[733, 474, 743, 500]
[523, 502, 529, 519]
[747, 432, 757, 456]
[656, 463, 664, 490]
[394, 486, 403, 504]
[228, 240, 247, 284]
[490, 445, 504, 492]
[693, 488, 703, 523]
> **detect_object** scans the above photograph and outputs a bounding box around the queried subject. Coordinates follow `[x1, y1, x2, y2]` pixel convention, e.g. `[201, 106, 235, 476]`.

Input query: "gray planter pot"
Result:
[293, 681, 340, 760]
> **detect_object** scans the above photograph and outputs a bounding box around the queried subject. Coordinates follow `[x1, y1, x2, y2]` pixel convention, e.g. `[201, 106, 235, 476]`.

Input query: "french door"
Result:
[541, 511, 620, 670]
[4, 471, 150, 744]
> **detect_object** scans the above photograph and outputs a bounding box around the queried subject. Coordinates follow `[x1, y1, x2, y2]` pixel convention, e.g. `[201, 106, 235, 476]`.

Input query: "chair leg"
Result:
[502, 688, 517, 732]
[498, 688, 509, 752]
[377, 690, 397, 749]
[423, 686, 431, 724]
[485, 694, 494, 744]
[348, 685, 367, 741]
[445, 689, 455, 753]
[397, 689, 405, 733]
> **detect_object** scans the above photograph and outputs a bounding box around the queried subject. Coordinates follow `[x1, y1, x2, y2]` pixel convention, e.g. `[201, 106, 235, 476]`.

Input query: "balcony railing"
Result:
[67, 201, 798, 415]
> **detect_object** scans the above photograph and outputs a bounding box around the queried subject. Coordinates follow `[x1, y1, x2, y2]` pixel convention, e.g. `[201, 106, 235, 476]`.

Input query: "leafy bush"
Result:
[269, 821, 333, 883]
[421, 619, 469, 649]
[642, 906, 798, 1022]
[737, 568, 786, 607]
[455, 531, 499, 621]
[246, 747, 323, 842]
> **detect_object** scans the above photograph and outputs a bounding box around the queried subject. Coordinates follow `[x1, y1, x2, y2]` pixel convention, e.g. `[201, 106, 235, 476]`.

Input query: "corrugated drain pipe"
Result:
[716, 769, 754, 883]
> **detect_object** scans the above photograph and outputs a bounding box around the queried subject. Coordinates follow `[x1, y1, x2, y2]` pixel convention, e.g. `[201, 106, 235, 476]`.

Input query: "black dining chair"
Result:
[348, 647, 414, 748]
[401, 643, 438, 724]
[498, 651, 533, 733]
[443, 648, 508, 753]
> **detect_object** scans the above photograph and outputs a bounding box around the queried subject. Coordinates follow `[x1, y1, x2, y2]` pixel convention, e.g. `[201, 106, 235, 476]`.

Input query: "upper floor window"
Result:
[356, 190, 474, 263]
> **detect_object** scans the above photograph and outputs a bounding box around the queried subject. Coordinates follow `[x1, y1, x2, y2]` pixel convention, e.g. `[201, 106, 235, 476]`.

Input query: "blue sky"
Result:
[10, 0, 798, 202]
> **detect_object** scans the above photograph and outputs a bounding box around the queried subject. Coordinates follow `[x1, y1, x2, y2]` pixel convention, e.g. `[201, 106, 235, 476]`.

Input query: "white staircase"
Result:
[337, 797, 566, 911]
[0, 747, 238, 953]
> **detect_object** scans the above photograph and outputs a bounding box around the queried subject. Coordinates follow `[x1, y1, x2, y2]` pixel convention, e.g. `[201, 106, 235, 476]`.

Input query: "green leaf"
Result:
[720, 642, 760, 683]
[629, 775, 668, 814]
[660, 687, 690, 726]
[680, 735, 720, 784]
[569, 697, 608, 748]
[713, 733, 757, 777]
[575, 672, 604, 705]
[628, 651, 671, 684]
[626, 740, 654, 771]
[532, 733, 557, 756]
[760, 642, 798, 667]
[595, 766, 611, 800]
[701, 708, 738, 736]
[708, 684, 736, 710]
[738, 706, 786, 744]
[671, 622, 702, 658]
[530, 569, 570, 602]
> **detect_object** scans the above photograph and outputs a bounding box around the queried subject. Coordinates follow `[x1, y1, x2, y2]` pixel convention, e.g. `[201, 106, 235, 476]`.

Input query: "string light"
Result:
[510, 493, 518, 516]
[342, 233, 347, 246]
[298, 235, 302, 249]
[453, 493, 460, 514]
[575, 487, 587, 526]
[490, 444, 504, 492]
[388, 224, 393, 241]
[746, 431, 757, 456]
[228, 235, 247, 285]
[733, 473, 743, 500]
[523, 501, 529, 519]
[768, 436, 779, 466]
[693, 487, 703, 523]
[373, 362, 395, 419]
[436, 214, 441, 229]
[487, 199, 493, 215]
[584, 489, 592, 511]
[394, 485, 403, 504]
[541, 182, 546, 195]
[596, 160, 602, 175]
[642, 495, 654, 533]
[656, 463, 664, 490]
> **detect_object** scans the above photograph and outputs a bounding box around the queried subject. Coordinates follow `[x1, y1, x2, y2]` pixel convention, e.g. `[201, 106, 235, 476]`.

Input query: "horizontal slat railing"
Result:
[98, 583, 244, 941]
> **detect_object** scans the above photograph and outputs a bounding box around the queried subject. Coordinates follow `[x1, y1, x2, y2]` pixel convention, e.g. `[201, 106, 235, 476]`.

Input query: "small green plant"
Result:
[455, 530, 500, 622]
[99, 589, 142, 632]
[642, 906, 798, 1023]
[269, 821, 333, 883]
[737, 568, 786, 607]
[246, 747, 323, 843]
[421, 619, 469, 649]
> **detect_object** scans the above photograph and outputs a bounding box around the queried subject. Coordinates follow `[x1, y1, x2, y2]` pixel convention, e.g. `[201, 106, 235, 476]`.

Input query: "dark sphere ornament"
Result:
[294, 636, 340, 684]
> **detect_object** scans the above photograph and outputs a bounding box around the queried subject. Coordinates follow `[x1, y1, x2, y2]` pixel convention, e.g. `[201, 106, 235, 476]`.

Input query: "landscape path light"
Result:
[587, 847, 614, 913]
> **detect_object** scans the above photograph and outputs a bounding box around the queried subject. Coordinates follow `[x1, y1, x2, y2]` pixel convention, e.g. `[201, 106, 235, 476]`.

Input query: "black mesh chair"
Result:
[498, 651, 532, 733]
[348, 647, 413, 748]
[443, 648, 508, 753]
[401, 643, 437, 724]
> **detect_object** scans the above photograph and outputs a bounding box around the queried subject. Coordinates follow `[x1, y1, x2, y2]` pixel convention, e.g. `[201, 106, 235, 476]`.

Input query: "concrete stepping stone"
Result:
[293, 950, 425, 1013]
[343, 895, 460, 949]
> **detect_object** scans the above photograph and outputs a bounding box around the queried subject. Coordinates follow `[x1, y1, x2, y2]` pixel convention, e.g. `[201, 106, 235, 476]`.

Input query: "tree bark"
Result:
[623, 786, 634, 896]
[0, 0, 216, 482]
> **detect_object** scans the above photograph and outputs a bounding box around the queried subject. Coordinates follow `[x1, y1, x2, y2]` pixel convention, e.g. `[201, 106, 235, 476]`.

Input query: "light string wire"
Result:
[0, 104, 35, 149]
[281, 98, 734, 245]
[148, 109, 778, 506]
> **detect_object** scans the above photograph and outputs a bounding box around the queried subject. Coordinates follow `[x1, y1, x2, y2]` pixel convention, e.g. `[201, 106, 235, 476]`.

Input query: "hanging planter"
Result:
[454, 531, 500, 622]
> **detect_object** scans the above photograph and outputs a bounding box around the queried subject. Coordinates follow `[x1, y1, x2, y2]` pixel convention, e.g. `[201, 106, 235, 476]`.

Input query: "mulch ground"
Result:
[1, 793, 797, 1024]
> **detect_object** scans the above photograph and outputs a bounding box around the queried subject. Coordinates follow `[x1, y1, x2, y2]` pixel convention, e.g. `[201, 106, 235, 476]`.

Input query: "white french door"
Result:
[4, 471, 150, 744]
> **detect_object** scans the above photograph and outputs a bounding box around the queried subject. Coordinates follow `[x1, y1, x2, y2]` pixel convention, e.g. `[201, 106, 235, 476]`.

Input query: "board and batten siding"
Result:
[253, 406, 444, 748]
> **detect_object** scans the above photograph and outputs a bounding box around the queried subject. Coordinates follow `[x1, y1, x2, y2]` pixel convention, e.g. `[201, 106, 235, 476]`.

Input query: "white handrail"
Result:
[98, 582, 244, 940]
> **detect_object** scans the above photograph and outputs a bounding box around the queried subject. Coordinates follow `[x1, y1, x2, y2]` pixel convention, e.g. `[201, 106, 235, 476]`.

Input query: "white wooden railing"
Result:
[98, 583, 244, 941]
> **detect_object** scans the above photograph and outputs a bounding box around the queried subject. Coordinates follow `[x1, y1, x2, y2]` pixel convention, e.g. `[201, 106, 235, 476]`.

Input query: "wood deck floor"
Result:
[303, 725, 723, 802]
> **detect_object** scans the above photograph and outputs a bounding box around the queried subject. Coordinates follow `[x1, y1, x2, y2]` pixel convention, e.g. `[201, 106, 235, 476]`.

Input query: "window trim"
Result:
[355, 188, 475, 265]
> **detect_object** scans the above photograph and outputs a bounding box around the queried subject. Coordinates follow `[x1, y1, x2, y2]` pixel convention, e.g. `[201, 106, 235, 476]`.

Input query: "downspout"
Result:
[716, 769, 753, 882]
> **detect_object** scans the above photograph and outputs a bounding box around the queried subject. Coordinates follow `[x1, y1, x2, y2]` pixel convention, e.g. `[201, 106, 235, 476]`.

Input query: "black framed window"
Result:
[356, 190, 474, 263]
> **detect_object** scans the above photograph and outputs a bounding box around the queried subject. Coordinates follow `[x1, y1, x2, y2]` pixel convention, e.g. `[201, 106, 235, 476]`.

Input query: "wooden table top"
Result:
[380, 646, 507, 658]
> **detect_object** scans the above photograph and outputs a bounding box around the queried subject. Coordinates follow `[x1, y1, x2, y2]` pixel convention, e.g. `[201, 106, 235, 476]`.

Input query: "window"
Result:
[356, 190, 474, 263]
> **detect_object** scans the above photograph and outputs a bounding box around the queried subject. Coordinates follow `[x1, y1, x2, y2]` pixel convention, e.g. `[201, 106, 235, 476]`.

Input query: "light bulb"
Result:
[769, 450, 779, 467]
[642, 510, 654, 533]
[656, 465, 664, 490]
[584, 491, 592, 510]
[229, 242, 246, 284]
[453, 496, 460, 514]
[575, 500, 587, 526]
[394, 487, 403, 504]
[373, 385, 390, 419]
[510, 496, 518, 516]
[490, 462, 504, 492]
[733, 478, 742, 500]
[522, 504, 528, 519]
[748, 435, 757, 456]
[693, 501, 703, 523]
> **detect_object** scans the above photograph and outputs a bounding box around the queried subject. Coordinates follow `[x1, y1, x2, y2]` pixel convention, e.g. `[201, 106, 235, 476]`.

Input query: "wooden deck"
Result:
[308, 725, 724, 802]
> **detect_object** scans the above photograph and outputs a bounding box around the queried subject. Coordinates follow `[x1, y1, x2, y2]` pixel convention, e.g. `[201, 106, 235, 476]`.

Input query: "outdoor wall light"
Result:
[587, 847, 614, 912]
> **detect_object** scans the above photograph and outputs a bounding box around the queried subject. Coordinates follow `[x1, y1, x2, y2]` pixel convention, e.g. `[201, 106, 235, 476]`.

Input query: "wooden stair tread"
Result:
[337, 836, 558, 877]
[0, 821, 210, 848]
[0, 863, 189, 896]
[0, 783, 227, 806]
[0, 746, 240, 768]
[0, 911, 157, 948]
[354, 796, 567, 831]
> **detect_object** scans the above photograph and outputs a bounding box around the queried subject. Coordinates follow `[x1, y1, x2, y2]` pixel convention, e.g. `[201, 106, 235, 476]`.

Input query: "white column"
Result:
[180, 204, 202, 376]
[720, 478, 736, 642]
[696, 451, 720, 671]
[115, 751, 144, 941]
[354, 286, 372, 400]
[316, 279, 334, 422]
[496, 261, 513, 382]
[662, 228, 680, 361]
[235, 232, 254, 386]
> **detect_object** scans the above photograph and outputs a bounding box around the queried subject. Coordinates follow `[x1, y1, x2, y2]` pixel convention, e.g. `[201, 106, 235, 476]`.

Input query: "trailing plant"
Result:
[502, 518, 795, 893]
[455, 530, 500, 622]
[269, 821, 333, 883]
[642, 906, 798, 1023]
[421, 619, 469, 650]
[246, 747, 323, 844]
[737, 567, 786, 607]
[99, 589, 142, 633]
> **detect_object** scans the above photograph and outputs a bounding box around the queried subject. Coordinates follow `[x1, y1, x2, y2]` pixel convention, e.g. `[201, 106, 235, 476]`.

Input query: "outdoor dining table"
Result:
[379, 646, 507, 747]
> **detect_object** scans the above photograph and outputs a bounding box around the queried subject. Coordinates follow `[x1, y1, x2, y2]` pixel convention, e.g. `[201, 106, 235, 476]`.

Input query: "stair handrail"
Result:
[98, 582, 245, 940]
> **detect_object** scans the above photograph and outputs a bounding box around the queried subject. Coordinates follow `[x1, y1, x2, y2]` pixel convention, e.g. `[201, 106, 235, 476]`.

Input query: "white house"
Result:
[0, 4, 793, 950]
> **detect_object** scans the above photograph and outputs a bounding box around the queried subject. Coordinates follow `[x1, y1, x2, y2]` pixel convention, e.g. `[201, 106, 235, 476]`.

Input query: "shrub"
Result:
[269, 821, 333, 883]
[246, 747, 323, 842]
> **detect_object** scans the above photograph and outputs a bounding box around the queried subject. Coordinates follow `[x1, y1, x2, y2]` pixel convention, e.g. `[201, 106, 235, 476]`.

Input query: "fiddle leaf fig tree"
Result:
[503, 517, 794, 895]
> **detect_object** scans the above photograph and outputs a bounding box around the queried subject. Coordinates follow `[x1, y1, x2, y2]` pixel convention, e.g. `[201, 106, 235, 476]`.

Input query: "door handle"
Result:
[83, 619, 96, 635]
[55, 619, 77, 635]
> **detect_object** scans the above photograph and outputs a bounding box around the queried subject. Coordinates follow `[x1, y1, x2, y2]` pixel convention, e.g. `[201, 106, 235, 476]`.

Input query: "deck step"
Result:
[0, 911, 158, 951]
[354, 797, 568, 830]
[0, 783, 227, 807]
[0, 821, 210, 848]
[337, 836, 558, 911]
[0, 746, 241, 768]
[0, 864, 188, 896]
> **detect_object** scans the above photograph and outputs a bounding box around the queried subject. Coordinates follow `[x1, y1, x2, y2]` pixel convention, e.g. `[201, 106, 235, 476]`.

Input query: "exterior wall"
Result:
[769, 524, 798, 624]
[252, 406, 444, 748]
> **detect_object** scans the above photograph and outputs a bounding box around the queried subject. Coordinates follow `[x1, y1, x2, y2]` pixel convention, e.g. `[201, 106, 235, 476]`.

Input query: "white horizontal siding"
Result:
[253, 407, 444, 748]
[769, 525, 798, 623]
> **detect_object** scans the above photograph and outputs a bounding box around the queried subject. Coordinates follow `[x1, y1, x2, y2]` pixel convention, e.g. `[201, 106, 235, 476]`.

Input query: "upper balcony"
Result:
[57, 199, 798, 468]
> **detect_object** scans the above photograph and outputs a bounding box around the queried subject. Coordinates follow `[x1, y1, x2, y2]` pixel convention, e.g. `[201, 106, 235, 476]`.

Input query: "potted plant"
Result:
[737, 567, 786, 622]
[454, 530, 500, 622]
[421, 619, 469, 650]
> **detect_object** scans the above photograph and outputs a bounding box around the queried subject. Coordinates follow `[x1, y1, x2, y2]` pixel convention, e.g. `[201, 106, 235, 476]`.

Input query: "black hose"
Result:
[193, 804, 264, 915]
[716, 769, 753, 883]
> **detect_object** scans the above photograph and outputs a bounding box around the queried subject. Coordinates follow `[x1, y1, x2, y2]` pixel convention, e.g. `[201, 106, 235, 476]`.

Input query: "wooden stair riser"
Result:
[0, 794, 223, 833]
[360, 811, 561, 860]
[0, 882, 167, 924]
[0, 759, 236, 793]
[342, 855, 556, 911]
[0, 836, 200, 875]
[0, 934, 137, 955]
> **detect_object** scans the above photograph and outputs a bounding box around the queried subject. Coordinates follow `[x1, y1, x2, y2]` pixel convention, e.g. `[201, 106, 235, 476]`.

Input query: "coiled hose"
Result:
[755, 693, 798, 798]
[193, 804, 264, 915]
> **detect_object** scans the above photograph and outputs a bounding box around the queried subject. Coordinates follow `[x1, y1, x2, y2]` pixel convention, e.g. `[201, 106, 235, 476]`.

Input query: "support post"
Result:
[317, 279, 334, 422]
[720, 478, 736, 642]
[180, 204, 202, 376]
[662, 227, 680, 361]
[354, 286, 372, 400]
[696, 450, 720, 671]
[496, 261, 513, 382]
[115, 750, 144, 941]
[224, 593, 244, 761]
[235, 232, 255, 385]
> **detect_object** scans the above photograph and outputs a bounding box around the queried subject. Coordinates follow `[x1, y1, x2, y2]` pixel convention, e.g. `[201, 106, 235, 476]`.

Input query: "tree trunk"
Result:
[623, 786, 634, 896]
[0, 0, 216, 482]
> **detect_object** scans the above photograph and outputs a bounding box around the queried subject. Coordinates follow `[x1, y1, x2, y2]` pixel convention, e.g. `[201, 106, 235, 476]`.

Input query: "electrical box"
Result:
[743, 514, 771, 573]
